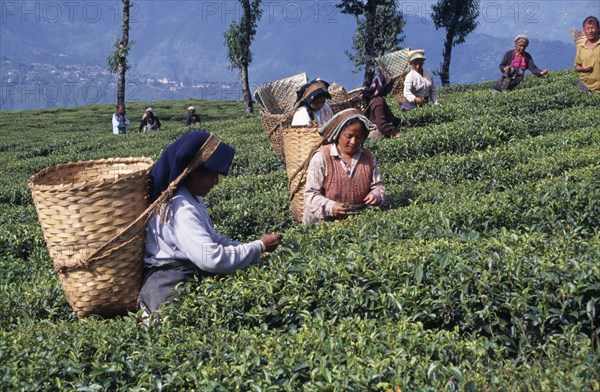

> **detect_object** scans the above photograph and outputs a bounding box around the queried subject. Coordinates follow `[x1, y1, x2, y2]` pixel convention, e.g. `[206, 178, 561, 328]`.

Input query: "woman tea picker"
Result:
[138, 131, 283, 315]
[291, 79, 334, 126]
[303, 108, 386, 224]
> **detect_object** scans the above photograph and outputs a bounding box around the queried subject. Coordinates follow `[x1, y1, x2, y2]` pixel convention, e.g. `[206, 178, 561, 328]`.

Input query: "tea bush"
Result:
[0, 70, 598, 390]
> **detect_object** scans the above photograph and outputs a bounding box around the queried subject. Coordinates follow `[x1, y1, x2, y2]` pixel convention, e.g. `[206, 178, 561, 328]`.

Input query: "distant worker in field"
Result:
[112, 104, 130, 134]
[493, 34, 548, 93]
[363, 73, 404, 138]
[138, 131, 283, 315]
[138, 107, 161, 132]
[401, 50, 438, 110]
[303, 108, 385, 224]
[574, 16, 600, 93]
[186, 106, 201, 126]
[292, 79, 334, 126]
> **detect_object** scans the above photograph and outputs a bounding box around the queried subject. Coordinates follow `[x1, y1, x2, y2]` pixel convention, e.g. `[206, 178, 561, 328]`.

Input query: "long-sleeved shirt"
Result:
[112, 113, 130, 135]
[303, 144, 385, 222]
[498, 50, 544, 76]
[144, 186, 265, 274]
[403, 68, 438, 104]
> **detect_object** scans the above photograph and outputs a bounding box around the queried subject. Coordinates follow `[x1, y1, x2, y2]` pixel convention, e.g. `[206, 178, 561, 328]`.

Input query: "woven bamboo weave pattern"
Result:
[390, 71, 409, 105]
[282, 126, 322, 222]
[329, 84, 365, 114]
[28, 157, 153, 317]
[255, 72, 308, 114]
[256, 73, 308, 159]
[571, 29, 585, 46]
[375, 48, 412, 77]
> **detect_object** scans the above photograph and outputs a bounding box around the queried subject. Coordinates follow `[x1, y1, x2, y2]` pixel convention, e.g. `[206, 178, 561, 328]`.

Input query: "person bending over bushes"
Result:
[138, 131, 283, 315]
[363, 73, 404, 138]
[303, 108, 386, 224]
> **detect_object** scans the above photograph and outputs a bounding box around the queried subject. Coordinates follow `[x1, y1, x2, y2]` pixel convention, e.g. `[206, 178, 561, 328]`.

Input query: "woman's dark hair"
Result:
[341, 118, 368, 138]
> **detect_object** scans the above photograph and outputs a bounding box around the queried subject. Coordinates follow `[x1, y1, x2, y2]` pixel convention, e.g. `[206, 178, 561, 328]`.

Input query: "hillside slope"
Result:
[0, 70, 598, 390]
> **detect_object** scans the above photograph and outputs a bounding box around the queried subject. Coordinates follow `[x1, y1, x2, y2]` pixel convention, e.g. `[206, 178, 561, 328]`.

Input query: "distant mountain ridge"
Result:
[1, 0, 596, 110]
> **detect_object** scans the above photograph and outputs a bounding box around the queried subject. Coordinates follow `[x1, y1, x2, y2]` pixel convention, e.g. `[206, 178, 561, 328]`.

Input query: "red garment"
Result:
[322, 146, 375, 205]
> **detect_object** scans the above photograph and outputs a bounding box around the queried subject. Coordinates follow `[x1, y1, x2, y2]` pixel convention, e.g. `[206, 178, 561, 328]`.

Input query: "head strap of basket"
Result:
[78, 132, 233, 271]
[287, 108, 377, 199]
[296, 79, 332, 106]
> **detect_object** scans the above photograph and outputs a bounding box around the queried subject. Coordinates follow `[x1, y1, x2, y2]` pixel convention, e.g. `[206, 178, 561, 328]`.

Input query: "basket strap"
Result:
[55, 135, 221, 272]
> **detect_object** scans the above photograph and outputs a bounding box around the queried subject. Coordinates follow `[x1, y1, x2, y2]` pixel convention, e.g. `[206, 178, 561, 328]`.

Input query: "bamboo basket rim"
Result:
[27, 157, 153, 192]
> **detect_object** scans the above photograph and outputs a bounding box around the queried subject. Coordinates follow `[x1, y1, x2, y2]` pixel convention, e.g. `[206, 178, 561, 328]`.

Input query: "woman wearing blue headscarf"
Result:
[138, 131, 283, 315]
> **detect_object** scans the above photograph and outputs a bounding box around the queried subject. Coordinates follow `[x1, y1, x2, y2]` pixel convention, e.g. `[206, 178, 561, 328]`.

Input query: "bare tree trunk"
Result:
[440, 29, 454, 86]
[117, 0, 130, 106]
[362, 0, 377, 87]
[241, 65, 253, 113]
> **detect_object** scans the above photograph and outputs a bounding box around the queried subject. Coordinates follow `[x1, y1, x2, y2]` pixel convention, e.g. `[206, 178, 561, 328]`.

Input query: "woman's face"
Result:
[337, 121, 366, 156]
[309, 95, 326, 111]
[185, 170, 219, 197]
[514, 41, 527, 54]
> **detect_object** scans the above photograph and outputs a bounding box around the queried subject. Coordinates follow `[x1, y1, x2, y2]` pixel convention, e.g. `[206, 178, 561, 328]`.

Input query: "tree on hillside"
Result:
[224, 0, 262, 113]
[431, 0, 479, 86]
[106, 0, 133, 106]
[338, 0, 404, 87]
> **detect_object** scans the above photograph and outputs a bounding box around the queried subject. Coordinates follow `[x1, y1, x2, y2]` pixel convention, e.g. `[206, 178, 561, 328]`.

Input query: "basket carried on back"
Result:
[28, 158, 153, 317]
[375, 48, 412, 105]
[282, 126, 323, 222]
[328, 84, 365, 113]
[571, 29, 585, 46]
[255, 73, 308, 159]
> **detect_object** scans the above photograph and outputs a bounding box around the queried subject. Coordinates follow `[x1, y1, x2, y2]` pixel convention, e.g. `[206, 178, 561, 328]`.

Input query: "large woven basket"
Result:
[375, 49, 412, 106]
[329, 85, 365, 114]
[282, 126, 323, 222]
[259, 109, 294, 159]
[255, 73, 308, 159]
[571, 29, 585, 46]
[375, 48, 412, 76]
[390, 71, 409, 105]
[28, 158, 153, 317]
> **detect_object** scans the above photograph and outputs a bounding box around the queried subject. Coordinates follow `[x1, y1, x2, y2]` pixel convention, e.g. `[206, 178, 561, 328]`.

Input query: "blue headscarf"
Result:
[149, 130, 235, 201]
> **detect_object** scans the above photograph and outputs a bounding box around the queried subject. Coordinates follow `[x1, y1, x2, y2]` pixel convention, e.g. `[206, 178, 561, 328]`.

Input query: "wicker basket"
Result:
[571, 29, 585, 46]
[28, 158, 153, 317]
[282, 126, 323, 222]
[259, 109, 294, 160]
[329, 84, 365, 114]
[255, 73, 308, 159]
[390, 71, 409, 106]
[375, 48, 412, 76]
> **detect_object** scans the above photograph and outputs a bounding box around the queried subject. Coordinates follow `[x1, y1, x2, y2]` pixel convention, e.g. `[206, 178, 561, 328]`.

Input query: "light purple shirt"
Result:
[144, 186, 264, 273]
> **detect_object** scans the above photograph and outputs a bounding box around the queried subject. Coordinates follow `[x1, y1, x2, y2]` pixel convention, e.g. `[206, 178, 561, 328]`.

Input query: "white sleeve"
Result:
[292, 106, 311, 126]
[403, 72, 416, 103]
[170, 198, 263, 274]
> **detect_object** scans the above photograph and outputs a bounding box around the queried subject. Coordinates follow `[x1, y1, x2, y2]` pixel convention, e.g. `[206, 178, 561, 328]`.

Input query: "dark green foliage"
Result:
[1, 70, 599, 390]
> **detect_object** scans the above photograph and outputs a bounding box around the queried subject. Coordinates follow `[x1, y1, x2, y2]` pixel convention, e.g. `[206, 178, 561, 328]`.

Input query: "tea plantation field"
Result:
[1, 70, 598, 390]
